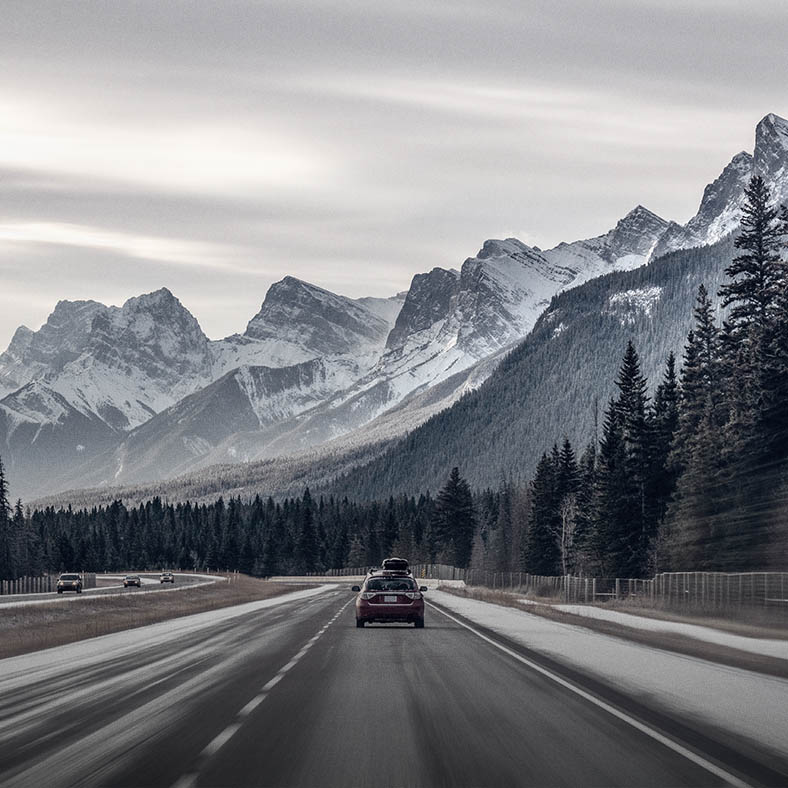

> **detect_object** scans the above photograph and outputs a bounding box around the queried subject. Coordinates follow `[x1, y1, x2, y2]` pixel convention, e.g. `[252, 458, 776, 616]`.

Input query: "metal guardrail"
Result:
[0, 573, 97, 595]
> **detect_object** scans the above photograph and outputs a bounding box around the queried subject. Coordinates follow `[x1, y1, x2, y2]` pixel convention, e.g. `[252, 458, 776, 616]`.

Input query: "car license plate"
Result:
[384, 595, 397, 603]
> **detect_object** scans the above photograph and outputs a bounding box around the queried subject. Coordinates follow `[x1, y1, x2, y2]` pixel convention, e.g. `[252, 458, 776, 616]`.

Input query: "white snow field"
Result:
[429, 589, 788, 761]
[542, 601, 788, 660]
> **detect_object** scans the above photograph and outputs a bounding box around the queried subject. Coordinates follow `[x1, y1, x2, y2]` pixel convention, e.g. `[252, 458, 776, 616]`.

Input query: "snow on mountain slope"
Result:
[42, 288, 214, 431]
[354, 293, 407, 326]
[69, 358, 350, 488]
[324, 211, 669, 436]
[544, 205, 669, 282]
[651, 152, 753, 259]
[209, 276, 394, 391]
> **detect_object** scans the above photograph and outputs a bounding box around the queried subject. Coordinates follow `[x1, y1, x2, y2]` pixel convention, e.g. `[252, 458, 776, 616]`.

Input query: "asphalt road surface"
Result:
[1, 587, 783, 787]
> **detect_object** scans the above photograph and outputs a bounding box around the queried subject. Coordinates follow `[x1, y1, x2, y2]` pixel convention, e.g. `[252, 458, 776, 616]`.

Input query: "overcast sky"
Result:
[2, 0, 788, 348]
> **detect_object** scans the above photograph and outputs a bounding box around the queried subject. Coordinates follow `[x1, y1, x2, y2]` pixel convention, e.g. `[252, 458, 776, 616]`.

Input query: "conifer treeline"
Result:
[0, 464, 482, 578]
[1, 176, 787, 580]
[521, 175, 788, 576]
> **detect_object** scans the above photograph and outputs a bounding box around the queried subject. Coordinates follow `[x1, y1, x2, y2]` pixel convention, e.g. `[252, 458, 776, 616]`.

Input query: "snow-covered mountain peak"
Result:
[605, 205, 669, 260]
[475, 237, 529, 260]
[245, 276, 390, 353]
[384, 267, 460, 353]
[755, 112, 788, 189]
[650, 150, 753, 259]
[0, 299, 108, 397]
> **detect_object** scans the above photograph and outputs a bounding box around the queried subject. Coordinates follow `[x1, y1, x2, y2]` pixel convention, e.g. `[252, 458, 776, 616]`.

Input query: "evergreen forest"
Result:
[2, 176, 788, 580]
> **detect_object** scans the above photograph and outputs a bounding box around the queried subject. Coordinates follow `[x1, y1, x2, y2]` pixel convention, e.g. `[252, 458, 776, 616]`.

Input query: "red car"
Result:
[352, 573, 427, 628]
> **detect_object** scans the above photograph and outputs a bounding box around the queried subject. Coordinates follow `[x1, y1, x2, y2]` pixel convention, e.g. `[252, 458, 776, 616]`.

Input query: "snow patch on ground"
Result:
[523, 601, 788, 660]
[430, 589, 788, 760]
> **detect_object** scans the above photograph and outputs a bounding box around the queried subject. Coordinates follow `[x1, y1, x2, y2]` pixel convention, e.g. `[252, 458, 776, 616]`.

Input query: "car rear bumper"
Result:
[355, 599, 424, 624]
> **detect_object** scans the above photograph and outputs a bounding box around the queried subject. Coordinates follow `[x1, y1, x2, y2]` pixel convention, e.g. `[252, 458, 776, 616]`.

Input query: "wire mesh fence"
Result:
[320, 564, 788, 619]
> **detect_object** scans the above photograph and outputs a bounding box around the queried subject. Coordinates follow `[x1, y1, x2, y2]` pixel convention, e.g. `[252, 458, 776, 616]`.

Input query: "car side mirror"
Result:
[351, 585, 361, 592]
[420, 586, 428, 592]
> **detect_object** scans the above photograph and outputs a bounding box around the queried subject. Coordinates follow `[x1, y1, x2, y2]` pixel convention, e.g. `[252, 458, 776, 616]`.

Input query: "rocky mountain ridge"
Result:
[4, 113, 788, 502]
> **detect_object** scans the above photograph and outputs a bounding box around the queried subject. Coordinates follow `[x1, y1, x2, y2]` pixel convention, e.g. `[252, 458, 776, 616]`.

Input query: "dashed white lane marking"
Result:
[170, 598, 353, 788]
[238, 694, 267, 717]
[201, 723, 242, 757]
[262, 674, 283, 692]
[427, 602, 752, 788]
[170, 773, 198, 788]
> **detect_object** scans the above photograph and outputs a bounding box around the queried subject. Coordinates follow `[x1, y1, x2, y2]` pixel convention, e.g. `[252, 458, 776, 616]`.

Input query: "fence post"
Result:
[615, 578, 620, 601]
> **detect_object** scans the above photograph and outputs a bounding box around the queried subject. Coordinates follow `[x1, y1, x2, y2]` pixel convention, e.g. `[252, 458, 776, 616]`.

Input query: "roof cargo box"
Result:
[381, 557, 409, 572]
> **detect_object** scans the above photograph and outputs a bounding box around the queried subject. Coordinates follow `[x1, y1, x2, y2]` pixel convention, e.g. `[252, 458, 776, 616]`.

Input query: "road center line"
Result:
[238, 694, 267, 717]
[428, 602, 751, 788]
[170, 598, 352, 788]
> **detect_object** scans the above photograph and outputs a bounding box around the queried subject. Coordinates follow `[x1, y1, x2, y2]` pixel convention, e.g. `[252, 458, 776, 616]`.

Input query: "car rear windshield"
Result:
[365, 578, 417, 591]
[60, 574, 79, 580]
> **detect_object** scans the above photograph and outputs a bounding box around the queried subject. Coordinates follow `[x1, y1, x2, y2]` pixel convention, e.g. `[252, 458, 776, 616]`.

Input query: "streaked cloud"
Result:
[0, 221, 247, 270]
[1, 0, 787, 350]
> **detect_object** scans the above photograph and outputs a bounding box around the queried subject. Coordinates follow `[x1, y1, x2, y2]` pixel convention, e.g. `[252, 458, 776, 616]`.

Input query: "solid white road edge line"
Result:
[427, 602, 752, 788]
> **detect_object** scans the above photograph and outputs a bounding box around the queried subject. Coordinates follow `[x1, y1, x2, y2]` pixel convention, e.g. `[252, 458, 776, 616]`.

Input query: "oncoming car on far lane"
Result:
[160, 571, 175, 583]
[352, 570, 428, 628]
[56, 573, 82, 593]
[123, 575, 142, 588]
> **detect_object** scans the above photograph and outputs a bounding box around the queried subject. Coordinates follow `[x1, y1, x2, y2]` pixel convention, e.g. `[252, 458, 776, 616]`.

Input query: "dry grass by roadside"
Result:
[0, 576, 306, 660]
[437, 585, 788, 679]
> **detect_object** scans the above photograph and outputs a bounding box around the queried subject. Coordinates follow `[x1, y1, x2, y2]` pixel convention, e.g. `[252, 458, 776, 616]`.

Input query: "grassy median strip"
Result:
[438, 585, 788, 680]
[0, 576, 306, 660]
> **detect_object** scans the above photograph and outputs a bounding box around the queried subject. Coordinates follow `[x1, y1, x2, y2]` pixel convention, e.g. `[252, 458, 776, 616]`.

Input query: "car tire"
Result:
[414, 618, 424, 628]
[77, 587, 81, 593]
[57, 589, 62, 594]
[356, 619, 365, 628]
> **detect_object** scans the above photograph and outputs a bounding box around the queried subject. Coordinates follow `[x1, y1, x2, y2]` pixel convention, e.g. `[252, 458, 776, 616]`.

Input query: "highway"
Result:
[0, 573, 218, 608]
[1, 585, 785, 788]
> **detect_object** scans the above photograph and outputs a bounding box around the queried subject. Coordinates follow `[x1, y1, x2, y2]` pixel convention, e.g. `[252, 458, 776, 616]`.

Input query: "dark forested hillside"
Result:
[332, 239, 735, 500]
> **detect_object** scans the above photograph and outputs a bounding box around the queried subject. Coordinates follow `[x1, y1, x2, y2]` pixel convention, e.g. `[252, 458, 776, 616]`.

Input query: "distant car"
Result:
[123, 575, 142, 588]
[352, 573, 427, 628]
[57, 573, 82, 594]
[160, 572, 174, 584]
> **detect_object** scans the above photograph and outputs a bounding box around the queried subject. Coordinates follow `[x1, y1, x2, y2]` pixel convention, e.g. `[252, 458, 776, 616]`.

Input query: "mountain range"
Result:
[5, 113, 788, 504]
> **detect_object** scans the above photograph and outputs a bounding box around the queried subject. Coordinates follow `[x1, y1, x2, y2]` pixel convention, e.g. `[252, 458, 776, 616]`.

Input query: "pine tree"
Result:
[523, 452, 560, 574]
[719, 175, 783, 339]
[295, 488, 319, 574]
[613, 341, 653, 575]
[432, 467, 476, 568]
[593, 400, 629, 576]
[572, 442, 597, 574]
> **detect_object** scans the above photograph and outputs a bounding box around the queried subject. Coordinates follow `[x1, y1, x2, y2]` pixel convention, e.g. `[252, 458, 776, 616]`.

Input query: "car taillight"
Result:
[405, 592, 422, 600]
[360, 592, 375, 600]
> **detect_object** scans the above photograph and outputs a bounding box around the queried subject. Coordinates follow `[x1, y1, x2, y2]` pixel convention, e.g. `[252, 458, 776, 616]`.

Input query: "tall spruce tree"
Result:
[523, 451, 561, 574]
[649, 352, 680, 544]
[719, 176, 783, 338]
[433, 467, 476, 568]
